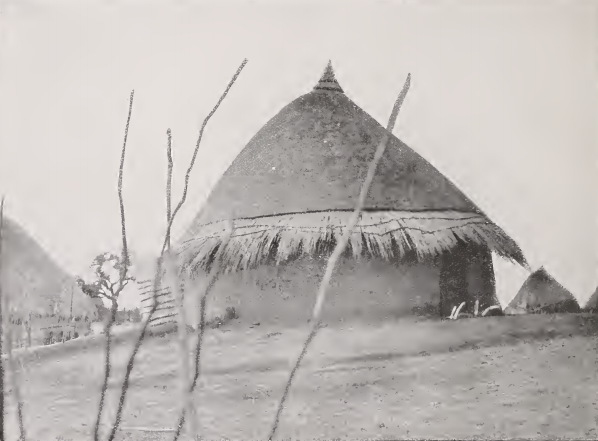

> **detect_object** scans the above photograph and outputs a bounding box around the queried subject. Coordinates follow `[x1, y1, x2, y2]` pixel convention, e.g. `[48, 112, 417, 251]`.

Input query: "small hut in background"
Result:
[174, 62, 529, 327]
[505, 267, 580, 314]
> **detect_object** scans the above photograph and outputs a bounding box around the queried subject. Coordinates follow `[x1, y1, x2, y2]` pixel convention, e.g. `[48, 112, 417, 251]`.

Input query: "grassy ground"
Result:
[3, 313, 597, 440]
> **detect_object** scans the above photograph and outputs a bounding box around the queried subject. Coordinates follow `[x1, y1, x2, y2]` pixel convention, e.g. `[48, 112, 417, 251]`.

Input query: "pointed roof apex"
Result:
[314, 60, 344, 93]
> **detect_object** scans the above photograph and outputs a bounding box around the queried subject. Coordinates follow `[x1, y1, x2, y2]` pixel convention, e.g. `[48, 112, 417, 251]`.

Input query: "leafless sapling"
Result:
[80, 89, 135, 441]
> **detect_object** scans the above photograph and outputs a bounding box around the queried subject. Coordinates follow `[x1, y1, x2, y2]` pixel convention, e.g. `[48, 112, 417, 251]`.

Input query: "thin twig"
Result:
[161, 59, 248, 256]
[0, 199, 27, 440]
[106, 60, 248, 441]
[94, 89, 135, 441]
[166, 129, 173, 251]
[69, 285, 74, 321]
[267, 73, 411, 441]
[165, 128, 193, 439]
[173, 219, 235, 441]
[172, 262, 192, 439]
[118, 91, 134, 275]
[4, 313, 26, 441]
[0, 197, 5, 441]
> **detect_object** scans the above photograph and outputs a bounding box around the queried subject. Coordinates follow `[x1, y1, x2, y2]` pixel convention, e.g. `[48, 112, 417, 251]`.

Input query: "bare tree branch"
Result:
[166, 129, 173, 251]
[70, 285, 74, 322]
[0, 197, 6, 440]
[165, 134, 194, 439]
[108, 279, 118, 292]
[4, 313, 26, 441]
[105, 60, 248, 441]
[0, 199, 27, 440]
[100, 292, 115, 302]
[267, 73, 411, 441]
[94, 89, 135, 441]
[118, 91, 134, 278]
[99, 280, 116, 299]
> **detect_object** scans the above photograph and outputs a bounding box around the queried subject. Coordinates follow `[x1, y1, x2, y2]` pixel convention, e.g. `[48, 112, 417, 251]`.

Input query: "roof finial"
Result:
[314, 60, 344, 93]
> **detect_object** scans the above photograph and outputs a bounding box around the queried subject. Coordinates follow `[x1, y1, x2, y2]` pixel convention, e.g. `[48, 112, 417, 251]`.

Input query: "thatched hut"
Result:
[505, 267, 580, 314]
[175, 62, 528, 327]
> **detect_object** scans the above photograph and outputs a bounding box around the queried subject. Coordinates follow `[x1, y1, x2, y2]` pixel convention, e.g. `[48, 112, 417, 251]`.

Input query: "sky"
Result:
[0, 0, 596, 309]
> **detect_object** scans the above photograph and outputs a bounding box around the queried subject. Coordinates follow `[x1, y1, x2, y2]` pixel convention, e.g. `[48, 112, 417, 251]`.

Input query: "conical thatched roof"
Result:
[177, 62, 528, 273]
[507, 267, 580, 314]
[0, 216, 98, 319]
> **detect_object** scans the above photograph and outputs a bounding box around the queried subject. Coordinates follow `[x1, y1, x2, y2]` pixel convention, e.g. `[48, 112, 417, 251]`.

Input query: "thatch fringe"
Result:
[175, 210, 528, 274]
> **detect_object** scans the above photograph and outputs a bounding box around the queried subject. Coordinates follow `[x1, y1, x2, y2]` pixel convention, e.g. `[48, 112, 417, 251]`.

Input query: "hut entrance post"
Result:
[27, 311, 32, 348]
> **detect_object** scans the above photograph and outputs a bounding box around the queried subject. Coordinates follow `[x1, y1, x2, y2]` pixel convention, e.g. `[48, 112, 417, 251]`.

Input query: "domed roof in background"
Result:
[186, 61, 482, 228]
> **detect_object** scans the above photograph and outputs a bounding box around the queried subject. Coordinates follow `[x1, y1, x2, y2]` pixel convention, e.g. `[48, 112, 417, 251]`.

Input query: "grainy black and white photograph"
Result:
[0, 0, 596, 440]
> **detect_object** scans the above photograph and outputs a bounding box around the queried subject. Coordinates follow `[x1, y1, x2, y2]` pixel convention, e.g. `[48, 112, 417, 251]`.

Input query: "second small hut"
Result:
[174, 62, 529, 327]
[505, 267, 581, 314]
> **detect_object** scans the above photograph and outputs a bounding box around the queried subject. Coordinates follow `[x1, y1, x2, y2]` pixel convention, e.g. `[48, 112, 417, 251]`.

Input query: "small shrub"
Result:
[209, 316, 224, 329]
[44, 332, 54, 346]
[206, 307, 240, 329]
[411, 302, 439, 318]
[131, 307, 142, 323]
[225, 307, 239, 321]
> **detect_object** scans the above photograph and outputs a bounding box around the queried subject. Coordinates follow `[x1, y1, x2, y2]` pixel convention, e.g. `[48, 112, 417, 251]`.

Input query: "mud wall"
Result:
[183, 248, 497, 327]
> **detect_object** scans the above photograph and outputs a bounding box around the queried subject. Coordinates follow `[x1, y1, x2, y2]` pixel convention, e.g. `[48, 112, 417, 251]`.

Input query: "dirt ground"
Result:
[3, 314, 598, 440]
